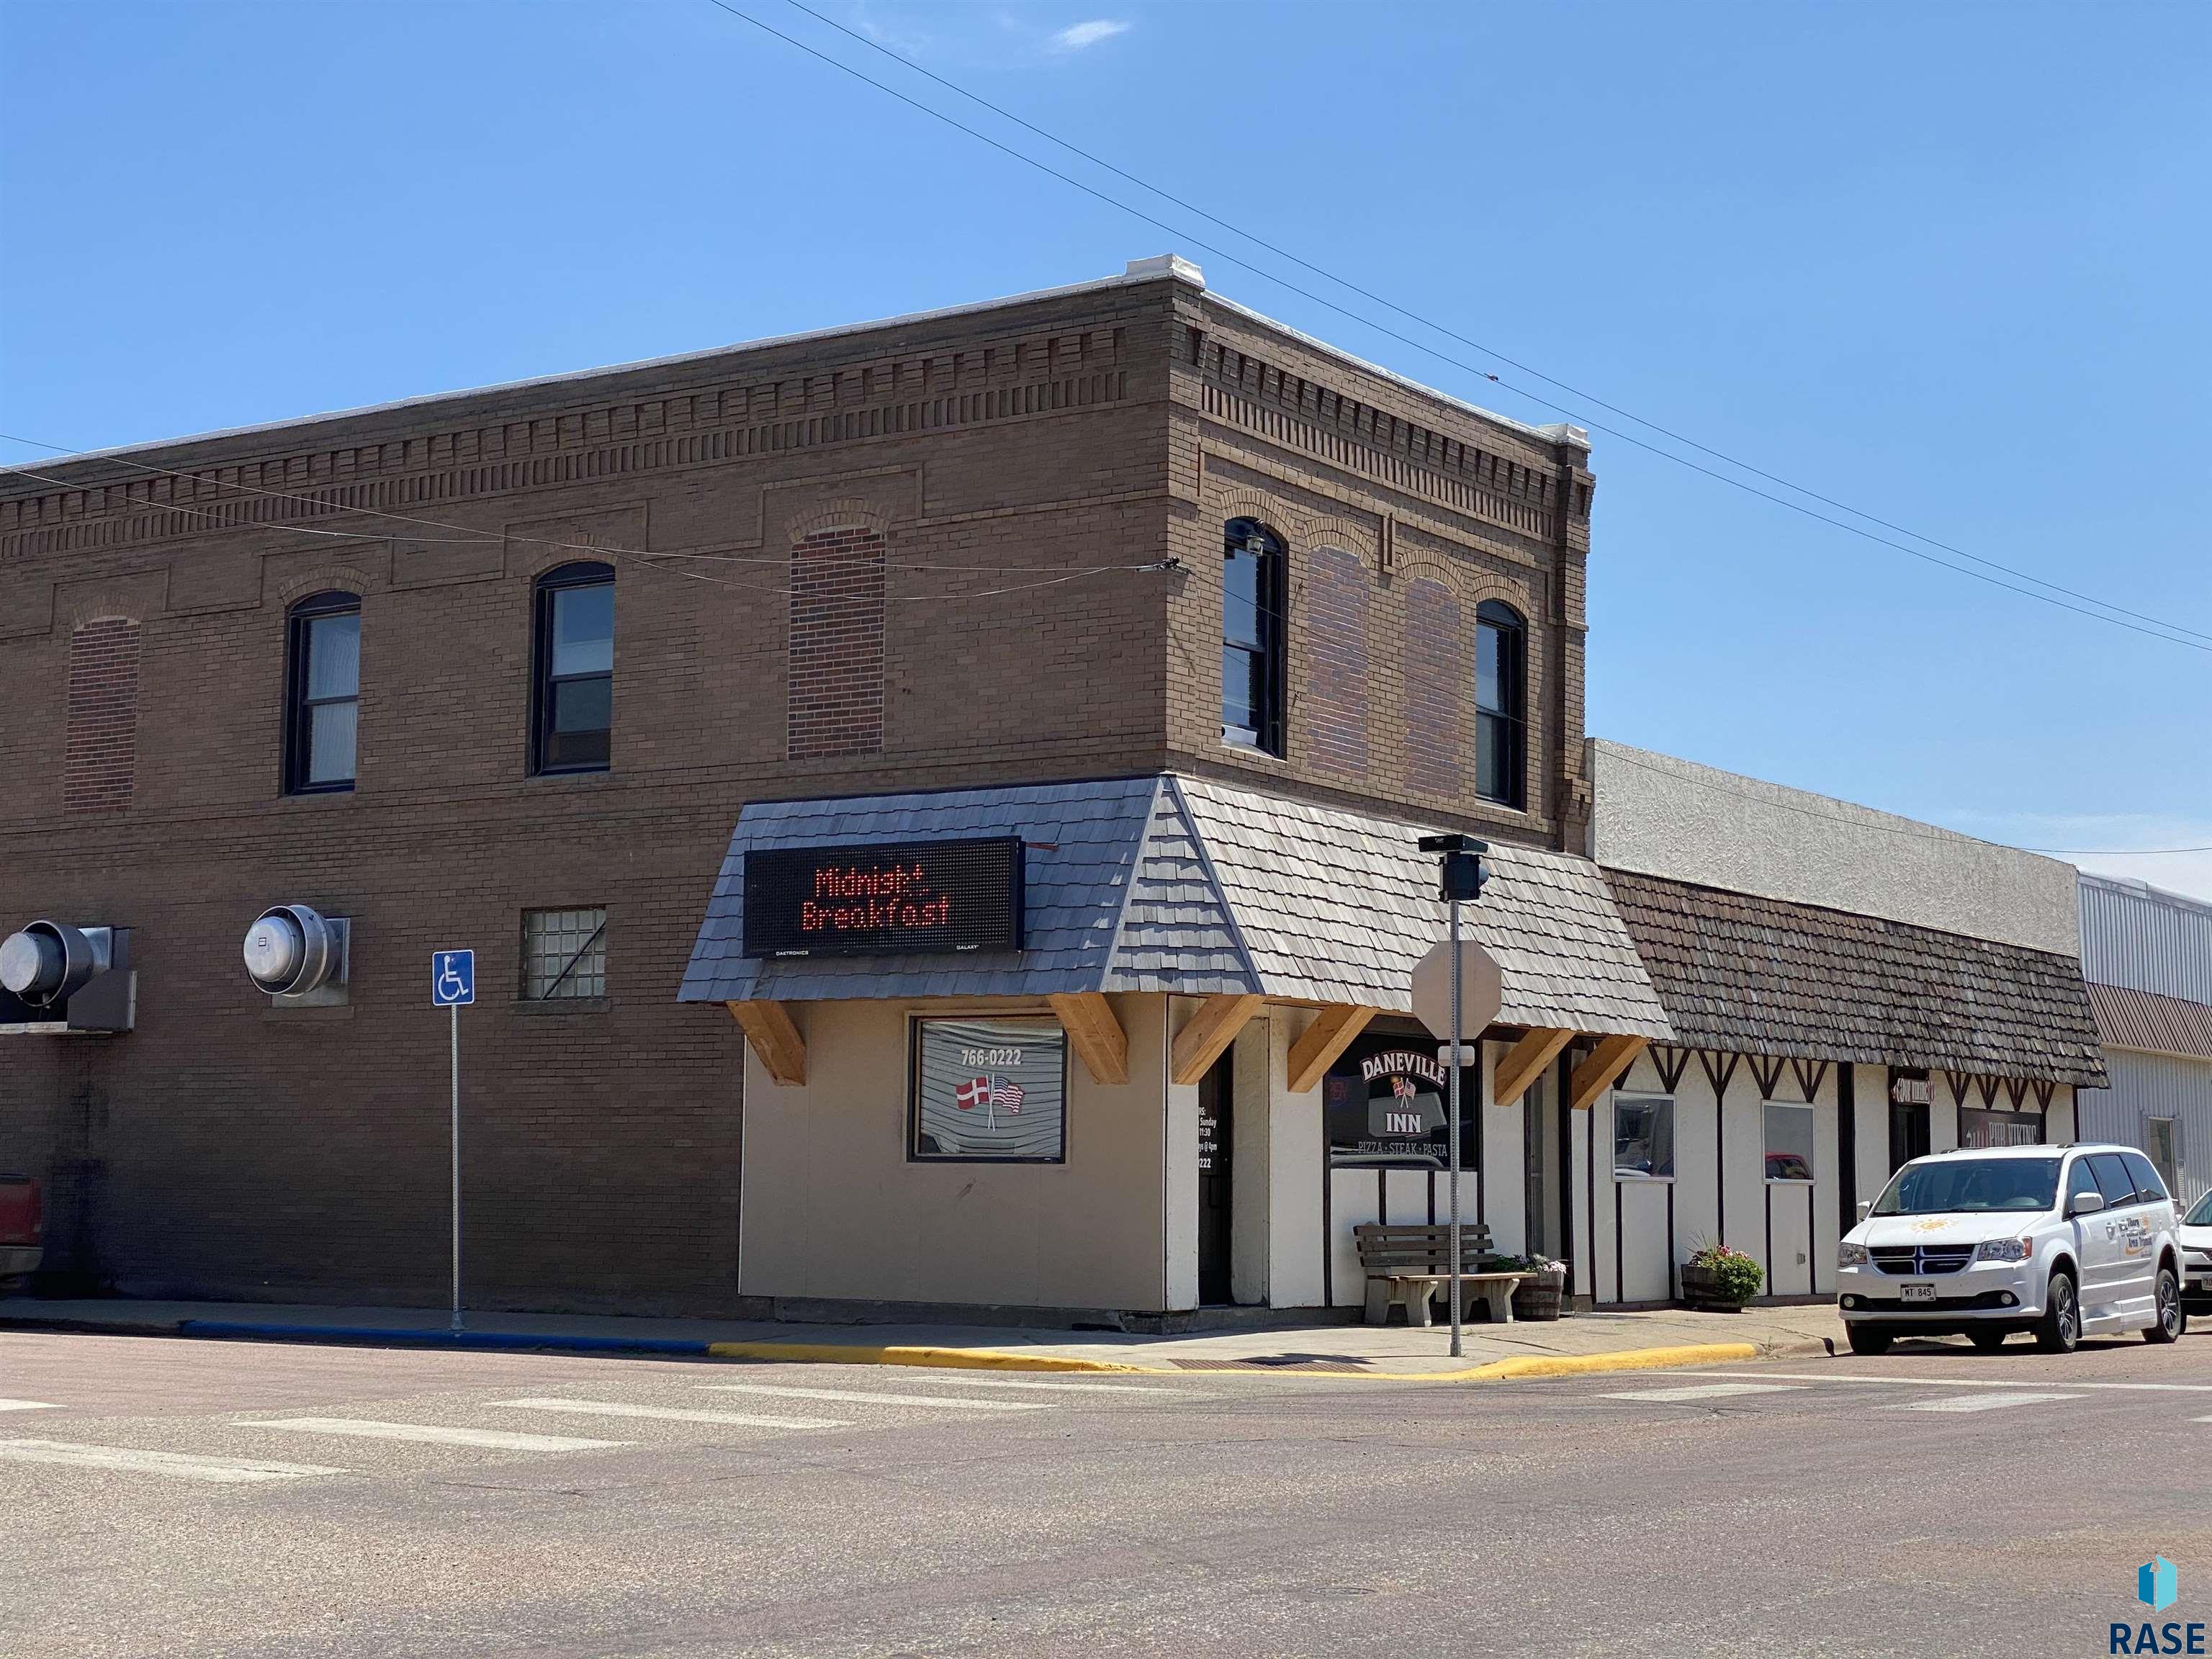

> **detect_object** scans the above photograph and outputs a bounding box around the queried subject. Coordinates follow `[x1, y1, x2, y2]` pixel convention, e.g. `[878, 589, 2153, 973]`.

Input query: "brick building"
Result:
[0, 255, 2111, 1325]
[0, 255, 1603, 1316]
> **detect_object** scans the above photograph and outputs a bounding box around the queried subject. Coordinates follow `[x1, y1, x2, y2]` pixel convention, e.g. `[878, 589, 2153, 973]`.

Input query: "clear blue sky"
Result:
[4, 1, 2208, 895]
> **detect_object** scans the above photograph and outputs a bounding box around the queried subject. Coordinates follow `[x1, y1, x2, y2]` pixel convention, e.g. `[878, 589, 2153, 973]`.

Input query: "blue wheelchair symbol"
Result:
[431, 950, 475, 1007]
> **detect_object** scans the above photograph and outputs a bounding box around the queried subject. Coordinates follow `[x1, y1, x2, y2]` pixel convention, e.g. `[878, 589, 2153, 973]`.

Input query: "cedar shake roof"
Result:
[2087, 981, 2212, 1063]
[680, 773, 1673, 1040]
[1604, 867, 2108, 1087]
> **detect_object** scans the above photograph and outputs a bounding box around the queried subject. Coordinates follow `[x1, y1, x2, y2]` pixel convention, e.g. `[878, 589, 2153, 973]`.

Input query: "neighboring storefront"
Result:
[2077, 873, 2212, 1209]
[1583, 742, 2108, 1305]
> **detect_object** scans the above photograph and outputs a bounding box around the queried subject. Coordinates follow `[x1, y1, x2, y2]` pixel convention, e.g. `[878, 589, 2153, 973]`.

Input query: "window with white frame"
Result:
[1614, 1094, 1674, 1179]
[1764, 1101, 1815, 1182]
[522, 907, 606, 1000]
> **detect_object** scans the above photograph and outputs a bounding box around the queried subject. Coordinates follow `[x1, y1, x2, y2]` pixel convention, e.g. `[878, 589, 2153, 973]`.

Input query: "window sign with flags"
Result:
[1323, 1036, 1479, 1168]
[910, 1016, 1066, 1163]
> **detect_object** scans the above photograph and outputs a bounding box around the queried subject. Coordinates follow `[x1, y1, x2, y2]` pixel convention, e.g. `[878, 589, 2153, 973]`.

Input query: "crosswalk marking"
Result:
[926, 1375, 1183, 1395]
[240, 1417, 629, 1452]
[498, 1398, 849, 1430]
[0, 1400, 59, 1413]
[0, 1439, 346, 1483]
[703, 1382, 1053, 1412]
[1884, 1392, 2080, 1414]
[1602, 1383, 1806, 1403]
[1673, 1370, 2212, 1393]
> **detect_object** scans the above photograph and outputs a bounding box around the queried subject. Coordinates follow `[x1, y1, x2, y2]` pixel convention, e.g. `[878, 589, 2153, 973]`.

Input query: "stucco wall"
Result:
[1588, 740, 2080, 957]
[739, 996, 1169, 1313]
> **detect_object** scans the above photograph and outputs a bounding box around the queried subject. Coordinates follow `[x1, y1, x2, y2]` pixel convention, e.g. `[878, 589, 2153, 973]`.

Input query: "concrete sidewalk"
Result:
[0, 1295, 1845, 1379]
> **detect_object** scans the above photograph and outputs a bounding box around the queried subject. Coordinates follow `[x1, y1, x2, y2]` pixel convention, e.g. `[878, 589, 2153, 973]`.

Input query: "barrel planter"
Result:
[1680, 1262, 1753, 1311]
[1511, 1268, 1566, 1321]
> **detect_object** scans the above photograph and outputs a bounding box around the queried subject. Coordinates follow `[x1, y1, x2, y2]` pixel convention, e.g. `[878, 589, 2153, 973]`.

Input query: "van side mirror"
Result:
[1856, 1201, 1873, 1222]
[2069, 1191, 2106, 1218]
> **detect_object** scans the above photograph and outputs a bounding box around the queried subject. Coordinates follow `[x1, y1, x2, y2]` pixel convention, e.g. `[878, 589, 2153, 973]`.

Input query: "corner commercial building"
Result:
[0, 256, 2104, 1323]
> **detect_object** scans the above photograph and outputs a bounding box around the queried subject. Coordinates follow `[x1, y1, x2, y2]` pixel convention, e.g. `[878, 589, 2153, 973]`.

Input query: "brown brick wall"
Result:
[1300, 543, 1369, 780]
[786, 525, 886, 760]
[1401, 577, 1466, 799]
[64, 617, 139, 814]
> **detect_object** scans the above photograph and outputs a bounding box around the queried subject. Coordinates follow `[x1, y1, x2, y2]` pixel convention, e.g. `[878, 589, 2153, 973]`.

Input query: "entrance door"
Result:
[1197, 1053, 1233, 1305]
[1889, 1102, 1930, 1172]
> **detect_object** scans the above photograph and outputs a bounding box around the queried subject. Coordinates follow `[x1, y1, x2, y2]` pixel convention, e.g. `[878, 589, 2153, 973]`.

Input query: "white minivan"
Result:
[1835, 1143, 2188, 1356]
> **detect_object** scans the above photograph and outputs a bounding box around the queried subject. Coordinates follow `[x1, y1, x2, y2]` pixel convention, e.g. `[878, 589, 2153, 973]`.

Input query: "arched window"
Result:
[531, 562, 615, 775]
[1221, 518, 1285, 755]
[284, 590, 361, 794]
[1475, 598, 1525, 809]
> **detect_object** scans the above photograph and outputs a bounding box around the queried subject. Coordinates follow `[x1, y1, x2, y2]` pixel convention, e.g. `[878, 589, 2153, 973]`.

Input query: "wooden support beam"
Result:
[1568, 1033, 1649, 1112]
[1493, 1027, 1575, 1108]
[1169, 993, 1264, 1086]
[1048, 992, 1129, 1086]
[1285, 1005, 1377, 1094]
[727, 999, 806, 1087]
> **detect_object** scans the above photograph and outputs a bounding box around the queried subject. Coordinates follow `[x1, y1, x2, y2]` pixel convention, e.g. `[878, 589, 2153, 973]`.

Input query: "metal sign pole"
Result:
[450, 999, 462, 1332]
[1448, 893, 1463, 1359]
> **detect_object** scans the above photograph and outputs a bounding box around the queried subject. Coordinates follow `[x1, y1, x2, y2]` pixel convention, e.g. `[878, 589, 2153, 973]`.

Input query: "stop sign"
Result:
[1411, 938, 1503, 1043]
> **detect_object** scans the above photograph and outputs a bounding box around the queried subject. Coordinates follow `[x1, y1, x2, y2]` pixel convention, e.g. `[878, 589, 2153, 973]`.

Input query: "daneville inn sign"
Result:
[742, 837, 1025, 958]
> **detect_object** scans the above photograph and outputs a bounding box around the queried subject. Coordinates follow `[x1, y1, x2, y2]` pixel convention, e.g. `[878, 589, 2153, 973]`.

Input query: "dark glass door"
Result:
[1890, 1102, 1930, 1172]
[1198, 1055, 1233, 1305]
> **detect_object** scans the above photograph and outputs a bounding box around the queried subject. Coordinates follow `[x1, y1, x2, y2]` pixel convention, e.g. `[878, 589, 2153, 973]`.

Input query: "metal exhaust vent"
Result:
[243, 905, 350, 1005]
[0, 922, 135, 1034]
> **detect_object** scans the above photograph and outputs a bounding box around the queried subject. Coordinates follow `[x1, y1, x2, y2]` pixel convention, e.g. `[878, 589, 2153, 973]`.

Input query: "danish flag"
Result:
[956, 1075, 1025, 1115]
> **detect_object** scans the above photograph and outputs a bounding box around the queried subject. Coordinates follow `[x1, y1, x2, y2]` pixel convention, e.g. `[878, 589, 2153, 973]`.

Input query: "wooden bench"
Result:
[1354, 1223, 1527, 1327]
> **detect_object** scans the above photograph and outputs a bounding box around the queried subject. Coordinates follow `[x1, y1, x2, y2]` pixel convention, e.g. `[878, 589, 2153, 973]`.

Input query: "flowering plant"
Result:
[1686, 1243, 1764, 1303]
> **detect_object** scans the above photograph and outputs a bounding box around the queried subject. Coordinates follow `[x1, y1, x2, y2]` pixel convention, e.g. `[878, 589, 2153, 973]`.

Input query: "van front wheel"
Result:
[1846, 1324, 1894, 1357]
[2036, 1269, 2081, 1354]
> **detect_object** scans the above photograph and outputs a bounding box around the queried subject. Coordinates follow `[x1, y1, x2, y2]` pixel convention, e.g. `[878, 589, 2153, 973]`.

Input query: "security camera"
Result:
[243, 905, 349, 1003]
[0, 921, 112, 1010]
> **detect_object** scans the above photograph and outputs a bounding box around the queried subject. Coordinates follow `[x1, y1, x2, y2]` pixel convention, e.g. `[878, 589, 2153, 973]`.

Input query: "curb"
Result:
[179, 1321, 719, 1357]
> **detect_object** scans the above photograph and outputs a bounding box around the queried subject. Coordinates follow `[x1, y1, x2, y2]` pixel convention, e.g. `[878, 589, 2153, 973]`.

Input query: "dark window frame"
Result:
[1220, 518, 1286, 757]
[530, 562, 616, 777]
[283, 590, 361, 796]
[2087, 1151, 2140, 1208]
[1475, 598, 1527, 809]
[907, 1013, 1071, 1166]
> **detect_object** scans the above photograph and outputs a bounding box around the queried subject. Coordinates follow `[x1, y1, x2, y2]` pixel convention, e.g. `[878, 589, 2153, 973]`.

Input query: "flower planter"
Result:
[1679, 1262, 1753, 1312]
[1511, 1269, 1566, 1321]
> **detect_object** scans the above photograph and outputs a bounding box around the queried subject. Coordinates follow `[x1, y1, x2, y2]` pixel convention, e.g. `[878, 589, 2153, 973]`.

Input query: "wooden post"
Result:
[726, 999, 806, 1086]
[1169, 993, 1264, 1086]
[1569, 1033, 1649, 1112]
[1285, 1004, 1376, 1094]
[1493, 1027, 1575, 1108]
[1048, 992, 1129, 1086]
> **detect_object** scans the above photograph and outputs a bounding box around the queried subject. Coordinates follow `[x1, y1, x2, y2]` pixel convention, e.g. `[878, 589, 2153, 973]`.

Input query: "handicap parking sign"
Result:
[431, 950, 475, 1007]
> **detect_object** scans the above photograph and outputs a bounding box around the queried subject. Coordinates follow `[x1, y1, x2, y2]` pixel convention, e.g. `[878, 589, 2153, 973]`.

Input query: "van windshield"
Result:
[1871, 1156, 2062, 1216]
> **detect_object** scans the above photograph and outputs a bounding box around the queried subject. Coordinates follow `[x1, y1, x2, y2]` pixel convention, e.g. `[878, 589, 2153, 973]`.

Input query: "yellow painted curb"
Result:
[1440, 1341, 1761, 1382]
[704, 1341, 1164, 1374]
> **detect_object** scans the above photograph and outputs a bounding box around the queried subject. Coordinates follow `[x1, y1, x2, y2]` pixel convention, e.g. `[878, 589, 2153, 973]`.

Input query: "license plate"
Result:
[1901, 1283, 1938, 1305]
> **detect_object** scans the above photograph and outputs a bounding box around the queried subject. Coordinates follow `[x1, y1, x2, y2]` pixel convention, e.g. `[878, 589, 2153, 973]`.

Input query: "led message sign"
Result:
[742, 837, 1025, 958]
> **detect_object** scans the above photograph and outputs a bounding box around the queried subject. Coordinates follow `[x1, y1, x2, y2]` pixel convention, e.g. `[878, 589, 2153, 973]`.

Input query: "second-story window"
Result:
[531, 562, 614, 775]
[284, 591, 361, 794]
[1221, 518, 1285, 755]
[1475, 598, 1526, 809]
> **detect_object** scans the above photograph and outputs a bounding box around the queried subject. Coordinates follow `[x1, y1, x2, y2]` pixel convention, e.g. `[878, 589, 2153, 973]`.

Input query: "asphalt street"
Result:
[2, 1326, 2206, 1658]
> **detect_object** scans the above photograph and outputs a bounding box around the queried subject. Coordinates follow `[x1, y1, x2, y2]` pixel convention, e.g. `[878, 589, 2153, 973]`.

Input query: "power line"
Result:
[694, 0, 2212, 656]
[781, 0, 2212, 651]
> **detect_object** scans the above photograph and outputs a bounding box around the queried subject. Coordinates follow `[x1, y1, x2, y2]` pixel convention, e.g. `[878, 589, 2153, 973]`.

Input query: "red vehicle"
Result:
[0, 1174, 41, 1290]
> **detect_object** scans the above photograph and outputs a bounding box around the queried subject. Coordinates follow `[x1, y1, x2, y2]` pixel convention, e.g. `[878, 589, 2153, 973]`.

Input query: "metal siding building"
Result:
[2077, 873, 2212, 1207]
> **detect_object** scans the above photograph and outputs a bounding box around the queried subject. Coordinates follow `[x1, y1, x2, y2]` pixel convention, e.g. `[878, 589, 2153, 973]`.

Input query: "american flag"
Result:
[955, 1075, 1024, 1115]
